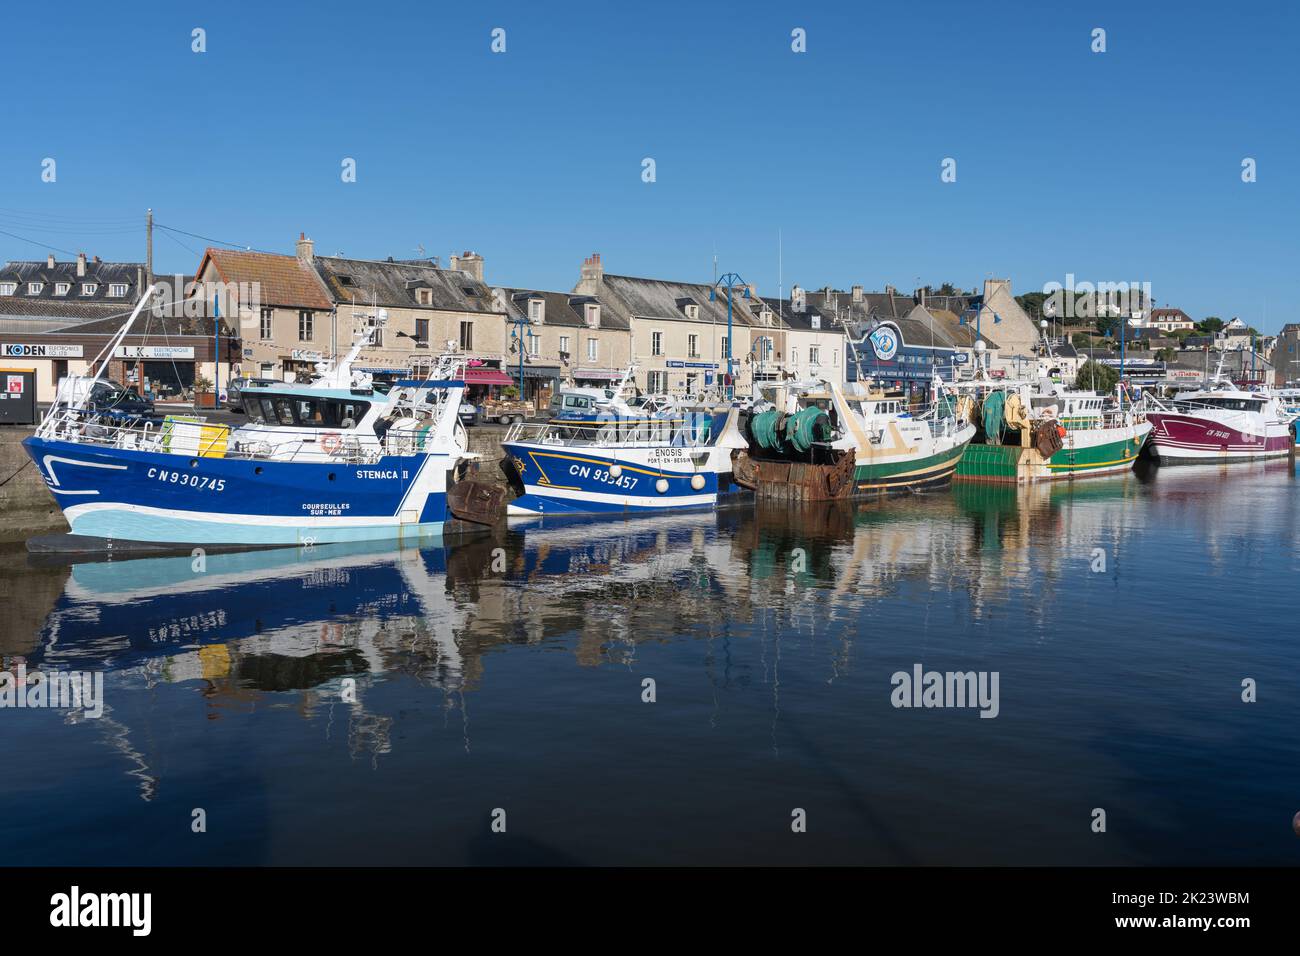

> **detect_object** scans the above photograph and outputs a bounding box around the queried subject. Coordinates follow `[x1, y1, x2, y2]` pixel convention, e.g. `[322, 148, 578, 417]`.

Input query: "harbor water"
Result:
[1, 460, 1297, 866]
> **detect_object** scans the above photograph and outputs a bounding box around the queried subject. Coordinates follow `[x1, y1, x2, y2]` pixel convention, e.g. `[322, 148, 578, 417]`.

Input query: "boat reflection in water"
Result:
[10, 459, 1298, 864]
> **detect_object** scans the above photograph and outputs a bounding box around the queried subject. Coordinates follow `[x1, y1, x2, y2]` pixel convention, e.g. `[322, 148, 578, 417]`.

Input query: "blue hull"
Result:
[24, 435, 455, 546]
[502, 440, 747, 516]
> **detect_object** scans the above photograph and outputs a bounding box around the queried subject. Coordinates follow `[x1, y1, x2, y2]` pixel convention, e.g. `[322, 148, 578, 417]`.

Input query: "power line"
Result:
[0, 228, 78, 257]
[154, 223, 280, 256]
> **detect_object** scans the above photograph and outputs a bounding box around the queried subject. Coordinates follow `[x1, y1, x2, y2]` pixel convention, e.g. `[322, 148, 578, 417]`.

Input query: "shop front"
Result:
[463, 364, 515, 405]
[573, 367, 624, 387]
[114, 345, 199, 402]
[510, 364, 561, 412]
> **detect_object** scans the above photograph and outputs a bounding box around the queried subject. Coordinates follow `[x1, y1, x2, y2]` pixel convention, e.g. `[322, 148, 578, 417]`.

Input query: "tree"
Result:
[1075, 359, 1119, 393]
[1156, 347, 1176, 363]
[1071, 332, 1094, 349]
[1198, 316, 1224, 334]
[1095, 316, 1121, 338]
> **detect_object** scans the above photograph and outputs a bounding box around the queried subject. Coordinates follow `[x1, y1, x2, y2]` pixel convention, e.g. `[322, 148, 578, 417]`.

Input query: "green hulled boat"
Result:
[950, 375, 1150, 483]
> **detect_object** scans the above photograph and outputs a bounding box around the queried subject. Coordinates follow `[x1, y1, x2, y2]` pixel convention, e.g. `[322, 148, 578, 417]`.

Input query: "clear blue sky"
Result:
[0, 0, 1295, 329]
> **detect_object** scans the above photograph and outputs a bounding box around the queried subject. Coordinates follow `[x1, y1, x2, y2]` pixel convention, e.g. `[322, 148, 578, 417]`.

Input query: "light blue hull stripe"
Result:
[69, 510, 446, 546]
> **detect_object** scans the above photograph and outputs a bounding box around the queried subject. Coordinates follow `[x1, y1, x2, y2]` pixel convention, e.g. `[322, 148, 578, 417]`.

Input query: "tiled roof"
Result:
[199, 248, 334, 311]
[497, 288, 629, 331]
[600, 273, 759, 328]
[0, 258, 147, 316]
[313, 256, 499, 314]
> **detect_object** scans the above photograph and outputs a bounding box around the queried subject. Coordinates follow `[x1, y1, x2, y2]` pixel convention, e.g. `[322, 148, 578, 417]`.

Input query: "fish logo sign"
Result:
[869, 324, 899, 361]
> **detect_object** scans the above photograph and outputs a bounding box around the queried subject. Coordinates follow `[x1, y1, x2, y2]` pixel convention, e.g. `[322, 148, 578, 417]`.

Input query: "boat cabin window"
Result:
[244, 394, 371, 428]
[563, 394, 594, 411]
[1200, 397, 1262, 411]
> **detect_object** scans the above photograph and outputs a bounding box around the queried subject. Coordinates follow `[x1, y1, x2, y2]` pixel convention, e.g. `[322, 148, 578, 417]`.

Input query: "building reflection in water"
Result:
[15, 458, 1292, 800]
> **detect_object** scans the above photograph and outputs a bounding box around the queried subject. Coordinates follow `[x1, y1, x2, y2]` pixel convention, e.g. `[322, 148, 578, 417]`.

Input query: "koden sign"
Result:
[2, 343, 83, 358]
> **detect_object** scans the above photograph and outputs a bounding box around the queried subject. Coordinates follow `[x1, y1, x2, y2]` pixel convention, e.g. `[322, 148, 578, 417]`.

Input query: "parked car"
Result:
[55, 378, 156, 418]
[458, 400, 479, 426]
[227, 377, 282, 411]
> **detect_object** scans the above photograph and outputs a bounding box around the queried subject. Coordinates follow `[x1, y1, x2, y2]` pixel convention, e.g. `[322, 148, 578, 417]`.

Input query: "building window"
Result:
[298, 310, 314, 341]
[810, 346, 821, 366]
[558, 335, 570, 357]
[369, 324, 383, 348]
[27, 282, 43, 295]
[417, 288, 432, 306]
[80, 283, 97, 296]
[108, 283, 127, 297]
[651, 331, 663, 356]
[54, 282, 70, 296]
[688, 334, 699, 358]
[722, 336, 730, 360]
[684, 304, 699, 321]
[0, 283, 15, 295]
[459, 321, 473, 350]
[791, 347, 798, 367]
[833, 349, 839, 366]
[585, 303, 600, 327]
[587, 337, 597, 361]
[260, 308, 273, 340]
[528, 333, 539, 357]
[528, 299, 542, 323]
[647, 370, 668, 393]
[415, 318, 429, 343]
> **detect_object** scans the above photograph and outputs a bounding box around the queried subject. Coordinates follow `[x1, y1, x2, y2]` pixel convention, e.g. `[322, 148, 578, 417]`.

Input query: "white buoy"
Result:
[609, 464, 622, 478]
[690, 474, 705, 490]
[655, 478, 669, 494]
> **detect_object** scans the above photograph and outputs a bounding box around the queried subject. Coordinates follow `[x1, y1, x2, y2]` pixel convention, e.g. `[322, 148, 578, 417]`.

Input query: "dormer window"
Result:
[54, 282, 70, 296]
[108, 283, 128, 297]
[27, 282, 43, 295]
[416, 288, 432, 305]
[528, 298, 544, 324]
[684, 304, 699, 321]
[80, 283, 97, 296]
[0, 283, 15, 296]
[811, 315, 821, 330]
[760, 309, 773, 327]
[585, 303, 600, 328]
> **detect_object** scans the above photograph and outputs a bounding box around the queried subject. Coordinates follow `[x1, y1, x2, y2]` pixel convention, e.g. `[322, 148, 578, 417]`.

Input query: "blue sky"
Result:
[0, 0, 1295, 328]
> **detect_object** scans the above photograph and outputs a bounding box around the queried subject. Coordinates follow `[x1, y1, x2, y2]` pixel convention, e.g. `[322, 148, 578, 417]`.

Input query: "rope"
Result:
[0, 458, 32, 489]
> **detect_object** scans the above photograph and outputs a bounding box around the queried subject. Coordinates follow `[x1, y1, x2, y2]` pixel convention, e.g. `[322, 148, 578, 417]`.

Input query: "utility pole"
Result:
[145, 208, 153, 283]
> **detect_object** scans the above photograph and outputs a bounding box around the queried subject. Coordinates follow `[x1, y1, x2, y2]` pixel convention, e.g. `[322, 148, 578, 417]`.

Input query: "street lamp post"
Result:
[709, 272, 750, 400]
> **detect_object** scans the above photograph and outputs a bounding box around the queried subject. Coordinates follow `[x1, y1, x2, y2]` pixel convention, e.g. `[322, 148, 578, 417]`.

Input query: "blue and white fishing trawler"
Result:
[23, 289, 501, 548]
[500, 404, 752, 516]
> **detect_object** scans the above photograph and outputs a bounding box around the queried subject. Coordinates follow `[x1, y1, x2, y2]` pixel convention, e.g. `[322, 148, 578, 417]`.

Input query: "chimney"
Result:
[46, 253, 55, 269]
[456, 251, 484, 282]
[296, 232, 315, 260]
[983, 277, 1010, 300]
[76, 252, 86, 277]
[851, 285, 863, 303]
[885, 284, 897, 296]
[791, 284, 805, 313]
[577, 252, 604, 294]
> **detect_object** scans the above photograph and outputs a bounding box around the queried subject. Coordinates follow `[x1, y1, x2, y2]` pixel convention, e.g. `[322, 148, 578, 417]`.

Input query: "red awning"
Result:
[463, 368, 515, 386]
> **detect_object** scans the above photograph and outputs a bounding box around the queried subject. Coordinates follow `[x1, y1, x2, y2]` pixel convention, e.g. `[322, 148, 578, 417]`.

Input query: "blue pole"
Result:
[213, 293, 220, 400]
[1120, 314, 1126, 408]
[726, 284, 733, 399]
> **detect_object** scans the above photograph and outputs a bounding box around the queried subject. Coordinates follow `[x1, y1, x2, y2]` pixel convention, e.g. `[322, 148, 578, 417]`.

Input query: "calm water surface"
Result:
[2, 461, 1298, 866]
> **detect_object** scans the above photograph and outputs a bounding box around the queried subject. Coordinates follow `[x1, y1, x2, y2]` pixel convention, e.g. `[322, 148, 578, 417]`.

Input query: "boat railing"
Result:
[34, 406, 393, 465]
[1057, 409, 1140, 431]
[504, 416, 713, 448]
